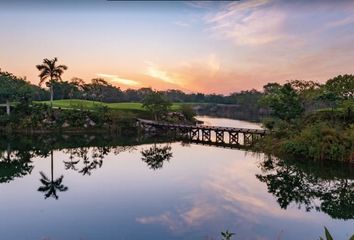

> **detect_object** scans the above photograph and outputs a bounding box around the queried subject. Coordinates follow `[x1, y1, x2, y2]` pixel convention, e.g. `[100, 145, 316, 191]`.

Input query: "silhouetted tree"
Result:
[36, 57, 68, 107]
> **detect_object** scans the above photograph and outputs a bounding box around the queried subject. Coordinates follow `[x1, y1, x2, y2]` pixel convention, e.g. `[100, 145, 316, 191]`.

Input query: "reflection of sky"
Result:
[0, 119, 353, 239]
[196, 116, 263, 129]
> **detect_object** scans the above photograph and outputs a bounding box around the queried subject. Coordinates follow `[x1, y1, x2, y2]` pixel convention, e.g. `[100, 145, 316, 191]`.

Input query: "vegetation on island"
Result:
[256, 76, 353, 162]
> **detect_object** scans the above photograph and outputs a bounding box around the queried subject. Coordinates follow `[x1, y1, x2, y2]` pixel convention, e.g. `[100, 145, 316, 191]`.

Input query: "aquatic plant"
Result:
[221, 230, 235, 240]
[319, 227, 354, 240]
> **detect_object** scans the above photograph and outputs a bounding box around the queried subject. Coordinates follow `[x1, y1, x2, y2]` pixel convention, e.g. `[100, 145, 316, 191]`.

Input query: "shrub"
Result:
[180, 104, 196, 122]
[282, 123, 353, 162]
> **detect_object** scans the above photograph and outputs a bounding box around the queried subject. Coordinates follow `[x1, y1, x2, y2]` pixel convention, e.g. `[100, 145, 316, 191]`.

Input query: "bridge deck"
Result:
[137, 118, 269, 135]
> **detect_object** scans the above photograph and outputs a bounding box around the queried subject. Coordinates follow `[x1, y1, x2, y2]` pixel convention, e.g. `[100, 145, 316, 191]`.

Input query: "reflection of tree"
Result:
[319, 179, 354, 219]
[0, 146, 34, 184]
[38, 150, 68, 200]
[63, 150, 79, 170]
[256, 156, 354, 219]
[64, 145, 136, 176]
[141, 144, 172, 170]
[64, 146, 112, 176]
[64, 147, 123, 175]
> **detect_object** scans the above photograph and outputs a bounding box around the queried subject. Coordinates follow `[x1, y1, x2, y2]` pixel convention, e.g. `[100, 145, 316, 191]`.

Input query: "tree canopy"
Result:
[142, 91, 172, 120]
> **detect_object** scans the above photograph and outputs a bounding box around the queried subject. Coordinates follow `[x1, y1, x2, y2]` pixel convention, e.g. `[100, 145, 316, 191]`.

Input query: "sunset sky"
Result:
[1, 0, 354, 94]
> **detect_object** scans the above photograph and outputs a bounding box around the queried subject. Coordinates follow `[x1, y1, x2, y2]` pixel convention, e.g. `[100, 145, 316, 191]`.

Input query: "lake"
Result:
[0, 116, 353, 240]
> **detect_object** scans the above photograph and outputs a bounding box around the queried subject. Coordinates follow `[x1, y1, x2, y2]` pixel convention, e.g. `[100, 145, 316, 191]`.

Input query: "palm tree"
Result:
[38, 150, 68, 199]
[36, 57, 68, 107]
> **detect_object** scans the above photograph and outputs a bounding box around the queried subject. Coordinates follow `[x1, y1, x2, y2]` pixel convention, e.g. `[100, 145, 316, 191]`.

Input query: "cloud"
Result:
[204, 0, 286, 46]
[326, 14, 354, 28]
[173, 21, 190, 27]
[184, 1, 215, 9]
[136, 212, 183, 231]
[144, 62, 181, 85]
[135, 156, 316, 236]
[96, 73, 140, 87]
[142, 55, 266, 94]
[136, 200, 218, 232]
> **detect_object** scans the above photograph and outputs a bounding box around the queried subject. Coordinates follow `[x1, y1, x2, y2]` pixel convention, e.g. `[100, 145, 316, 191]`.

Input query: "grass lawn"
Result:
[34, 99, 183, 111]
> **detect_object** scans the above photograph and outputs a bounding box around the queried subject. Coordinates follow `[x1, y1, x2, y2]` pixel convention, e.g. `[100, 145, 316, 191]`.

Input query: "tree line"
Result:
[1, 57, 353, 115]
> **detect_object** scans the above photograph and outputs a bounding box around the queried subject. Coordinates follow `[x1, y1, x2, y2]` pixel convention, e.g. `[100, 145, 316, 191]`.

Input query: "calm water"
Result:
[0, 117, 353, 240]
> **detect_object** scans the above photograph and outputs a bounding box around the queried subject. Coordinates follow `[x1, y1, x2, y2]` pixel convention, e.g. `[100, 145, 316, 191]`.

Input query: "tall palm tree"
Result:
[36, 57, 68, 107]
[38, 150, 68, 199]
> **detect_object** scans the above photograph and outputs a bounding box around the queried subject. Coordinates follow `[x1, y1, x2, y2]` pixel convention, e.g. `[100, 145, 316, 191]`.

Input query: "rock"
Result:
[42, 118, 51, 124]
[88, 120, 96, 126]
[62, 121, 70, 128]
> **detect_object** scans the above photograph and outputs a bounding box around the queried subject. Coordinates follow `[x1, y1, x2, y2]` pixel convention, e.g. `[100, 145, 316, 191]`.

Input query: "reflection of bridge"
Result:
[137, 118, 269, 147]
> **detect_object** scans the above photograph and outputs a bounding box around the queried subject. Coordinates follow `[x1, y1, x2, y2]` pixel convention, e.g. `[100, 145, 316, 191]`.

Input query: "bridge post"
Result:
[202, 129, 211, 142]
[190, 128, 199, 140]
[215, 130, 224, 143]
[243, 133, 253, 146]
[229, 131, 239, 144]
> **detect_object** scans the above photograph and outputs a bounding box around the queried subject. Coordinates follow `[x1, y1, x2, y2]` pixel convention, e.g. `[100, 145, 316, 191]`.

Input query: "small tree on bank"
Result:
[36, 57, 68, 107]
[260, 83, 304, 121]
[142, 91, 172, 121]
[0, 70, 35, 115]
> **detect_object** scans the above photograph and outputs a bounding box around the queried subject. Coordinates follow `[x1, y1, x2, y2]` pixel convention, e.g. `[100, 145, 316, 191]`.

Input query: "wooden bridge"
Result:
[137, 118, 269, 147]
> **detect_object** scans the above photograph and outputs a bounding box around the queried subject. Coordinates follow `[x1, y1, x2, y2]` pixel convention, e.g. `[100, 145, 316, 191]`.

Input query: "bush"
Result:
[180, 104, 196, 122]
[282, 123, 353, 162]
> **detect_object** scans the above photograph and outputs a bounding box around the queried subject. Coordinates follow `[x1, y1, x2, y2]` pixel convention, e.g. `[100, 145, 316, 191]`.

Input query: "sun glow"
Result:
[97, 73, 140, 87]
[145, 62, 180, 85]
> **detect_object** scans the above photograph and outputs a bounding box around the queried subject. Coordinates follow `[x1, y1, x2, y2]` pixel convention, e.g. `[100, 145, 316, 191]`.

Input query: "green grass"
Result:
[34, 99, 183, 111]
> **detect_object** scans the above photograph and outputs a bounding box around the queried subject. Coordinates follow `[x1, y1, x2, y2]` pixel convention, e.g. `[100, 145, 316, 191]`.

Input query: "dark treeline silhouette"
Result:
[0, 68, 264, 104]
[0, 69, 48, 104]
[1, 67, 353, 123]
[49, 77, 265, 105]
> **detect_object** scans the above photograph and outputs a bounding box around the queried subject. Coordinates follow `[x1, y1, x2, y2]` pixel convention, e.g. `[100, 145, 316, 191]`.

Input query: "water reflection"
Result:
[257, 156, 354, 220]
[0, 146, 33, 183]
[141, 144, 173, 170]
[1, 134, 353, 216]
[0, 130, 353, 239]
[38, 150, 68, 199]
[63, 147, 108, 175]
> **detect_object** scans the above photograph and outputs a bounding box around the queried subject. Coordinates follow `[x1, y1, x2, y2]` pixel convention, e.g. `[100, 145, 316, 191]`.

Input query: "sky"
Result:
[1, 0, 354, 94]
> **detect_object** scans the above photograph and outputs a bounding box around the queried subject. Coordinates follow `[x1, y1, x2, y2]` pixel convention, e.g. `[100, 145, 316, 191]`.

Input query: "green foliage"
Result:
[36, 57, 68, 106]
[282, 123, 353, 161]
[36, 99, 146, 111]
[180, 104, 196, 121]
[221, 230, 235, 240]
[319, 227, 354, 240]
[325, 74, 354, 100]
[317, 91, 338, 109]
[262, 117, 277, 130]
[0, 70, 47, 103]
[320, 227, 334, 240]
[259, 76, 354, 162]
[260, 83, 304, 121]
[142, 91, 172, 120]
